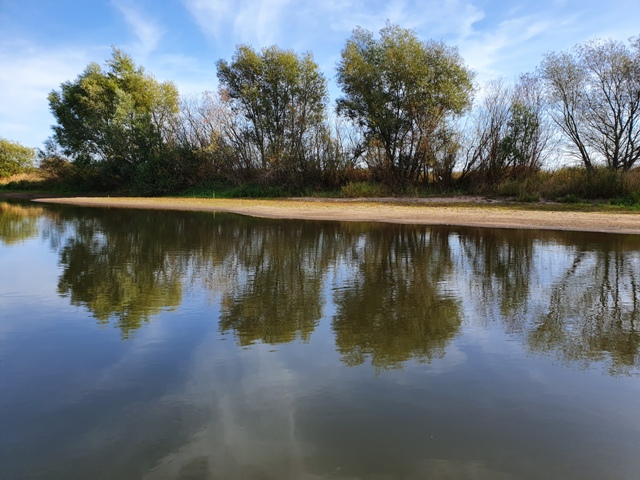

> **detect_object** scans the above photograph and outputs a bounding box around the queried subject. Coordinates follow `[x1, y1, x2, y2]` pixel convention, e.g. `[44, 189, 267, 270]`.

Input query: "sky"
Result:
[1, 0, 639, 149]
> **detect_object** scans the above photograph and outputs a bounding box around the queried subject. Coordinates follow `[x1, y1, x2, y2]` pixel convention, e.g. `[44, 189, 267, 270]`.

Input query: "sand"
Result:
[27, 195, 640, 235]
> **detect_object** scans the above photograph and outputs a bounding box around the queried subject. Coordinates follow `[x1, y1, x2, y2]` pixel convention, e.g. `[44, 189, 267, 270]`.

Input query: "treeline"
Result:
[5, 23, 640, 198]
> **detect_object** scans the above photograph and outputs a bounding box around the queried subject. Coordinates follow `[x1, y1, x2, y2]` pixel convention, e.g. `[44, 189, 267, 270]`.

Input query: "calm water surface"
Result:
[1, 200, 639, 480]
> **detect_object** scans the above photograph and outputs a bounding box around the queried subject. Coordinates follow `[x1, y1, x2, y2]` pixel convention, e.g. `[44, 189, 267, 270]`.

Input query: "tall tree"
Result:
[336, 23, 474, 187]
[540, 36, 640, 171]
[48, 48, 179, 189]
[216, 45, 328, 179]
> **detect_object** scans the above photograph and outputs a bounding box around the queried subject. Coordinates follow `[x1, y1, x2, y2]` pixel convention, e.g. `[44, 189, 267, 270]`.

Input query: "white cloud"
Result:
[0, 41, 102, 146]
[455, 1, 640, 85]
[111, 0, 165, 56]
[182, 0, 485, 51]
[184, 0, 293, 49]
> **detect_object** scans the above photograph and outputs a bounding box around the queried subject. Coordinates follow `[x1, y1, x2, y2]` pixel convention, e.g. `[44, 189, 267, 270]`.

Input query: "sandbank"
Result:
[26, 195, 640, 234]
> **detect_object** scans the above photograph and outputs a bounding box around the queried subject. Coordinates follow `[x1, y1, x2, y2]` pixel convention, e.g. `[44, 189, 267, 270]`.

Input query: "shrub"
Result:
[341, 181, 386, 198]
[610, 191, 640, 207]
[560, 194, 580, 204]
[0, 138, 34, 178]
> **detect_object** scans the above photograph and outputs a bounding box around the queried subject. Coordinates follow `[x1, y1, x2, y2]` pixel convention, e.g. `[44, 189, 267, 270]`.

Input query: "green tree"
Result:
[0, 138, 34, 178]
[216, 45, 328, 180]
[336, 23, 474, 188]
[48, 48, 179, 190]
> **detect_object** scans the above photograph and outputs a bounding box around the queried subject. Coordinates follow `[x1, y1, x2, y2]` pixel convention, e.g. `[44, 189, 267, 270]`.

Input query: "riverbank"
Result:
[22, 195, 640, 234]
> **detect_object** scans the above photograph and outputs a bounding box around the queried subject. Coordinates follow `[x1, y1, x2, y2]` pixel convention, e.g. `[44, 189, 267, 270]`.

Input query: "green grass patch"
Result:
[340, 181, 386, 198]
[180, 180, 314, 199]
[610, 191, 640, 208]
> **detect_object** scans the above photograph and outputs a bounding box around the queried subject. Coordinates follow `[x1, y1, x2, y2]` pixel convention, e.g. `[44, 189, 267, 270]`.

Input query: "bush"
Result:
[559, 194, 580, 204]
[610, 191, 640, 207]
[39, 156, 75, 181]
[0, 138, 34, 178]
[621, 168, 640, 194]
[534, 167, 623, 200]
[341, 181, 386, 198]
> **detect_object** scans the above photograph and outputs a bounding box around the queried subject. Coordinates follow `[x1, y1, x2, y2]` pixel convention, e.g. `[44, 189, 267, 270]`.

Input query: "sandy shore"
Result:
[27, 195, 640, 234]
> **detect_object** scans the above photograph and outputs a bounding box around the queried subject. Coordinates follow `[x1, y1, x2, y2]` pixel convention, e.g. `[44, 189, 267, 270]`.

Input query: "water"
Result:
[1, 200, 639, 480]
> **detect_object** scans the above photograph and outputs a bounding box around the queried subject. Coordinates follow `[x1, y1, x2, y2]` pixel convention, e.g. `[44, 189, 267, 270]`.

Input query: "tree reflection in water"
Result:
[55, 210, 187, 338]
[5, 199, 637, 374]
[332, 225, 461, 369]
[0, 201, 43, 246]
[217, 221, 335, 345]
[528, 235, 640, 374]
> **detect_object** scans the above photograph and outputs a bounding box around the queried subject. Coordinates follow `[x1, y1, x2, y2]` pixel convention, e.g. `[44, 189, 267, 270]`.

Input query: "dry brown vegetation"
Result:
[0, 172, 43, 185]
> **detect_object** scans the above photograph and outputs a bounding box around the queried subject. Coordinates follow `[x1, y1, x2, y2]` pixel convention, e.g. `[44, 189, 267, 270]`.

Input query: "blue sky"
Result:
[1, 0, 639, 149]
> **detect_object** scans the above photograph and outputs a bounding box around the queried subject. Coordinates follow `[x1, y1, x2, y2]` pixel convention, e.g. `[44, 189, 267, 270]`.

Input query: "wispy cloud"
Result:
[111, 0, 165, 56]
[183, 0, 293, 48]
[182, 0, 485, 51]
[458, 14, 558, 81]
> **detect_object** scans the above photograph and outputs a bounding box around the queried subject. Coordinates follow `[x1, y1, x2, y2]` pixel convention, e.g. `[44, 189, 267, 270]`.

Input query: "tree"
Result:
[48, 48, 179, 190]
[0, 138, 34, 178]
[336, 22, 474, 187]
[216, 45, 328, 181]
[540, 36, 640, 171]
[461, 75, 553, 185]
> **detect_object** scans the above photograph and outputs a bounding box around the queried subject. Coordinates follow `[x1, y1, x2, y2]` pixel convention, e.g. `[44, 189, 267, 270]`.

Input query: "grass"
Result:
[179, 177, 352, 199]
[340, 181, 386, 198]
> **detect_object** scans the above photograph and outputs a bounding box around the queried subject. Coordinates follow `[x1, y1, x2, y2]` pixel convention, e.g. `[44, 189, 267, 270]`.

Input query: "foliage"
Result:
[540, 36, 640, 171]
[181, 179, 302, 198]
[340, 181, 385, 197]
[48, 48, 180, 191]
[610, 191, 640, 207]
[217, 45, 328, 181]
[489, 166, 627, 201]
[19, 30, 640, 200]
[0, 138, 35, 178]
[336, 22, 474, 188]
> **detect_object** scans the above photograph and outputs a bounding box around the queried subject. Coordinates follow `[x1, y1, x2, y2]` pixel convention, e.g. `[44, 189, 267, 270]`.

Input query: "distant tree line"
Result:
[6, 24, 640, 197]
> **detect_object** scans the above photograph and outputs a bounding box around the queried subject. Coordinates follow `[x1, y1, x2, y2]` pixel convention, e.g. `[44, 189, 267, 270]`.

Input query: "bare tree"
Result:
[460, 79, 511, 183]
[540, 36, 640, 171]
[460, 75, 554, 186]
